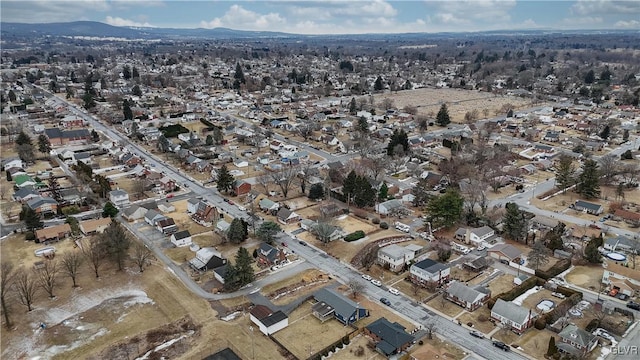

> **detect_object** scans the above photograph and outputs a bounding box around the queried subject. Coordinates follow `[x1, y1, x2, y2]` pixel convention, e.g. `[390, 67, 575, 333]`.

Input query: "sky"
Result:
[1, 0, 639, 34]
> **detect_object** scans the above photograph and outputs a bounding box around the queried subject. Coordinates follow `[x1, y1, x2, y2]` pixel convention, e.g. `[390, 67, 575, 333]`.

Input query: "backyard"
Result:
[566, 265, 605, 290]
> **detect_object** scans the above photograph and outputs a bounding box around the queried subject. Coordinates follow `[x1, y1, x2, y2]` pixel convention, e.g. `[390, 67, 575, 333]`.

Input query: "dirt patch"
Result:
[487, 273, 516, 295]
[494, 328, 554, 359]
[566, 266, 604, 290]
[410, 337, 467, 360]
[331, 333, 383, 360]
[426, 294, 466, 318]
[457, 306, 494, 334]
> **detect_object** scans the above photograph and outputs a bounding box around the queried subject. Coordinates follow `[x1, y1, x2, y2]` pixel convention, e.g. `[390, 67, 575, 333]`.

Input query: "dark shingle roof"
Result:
[314, 288, 363, 322]
[365, 317, 413, 353]
[412, 258, 449, 274]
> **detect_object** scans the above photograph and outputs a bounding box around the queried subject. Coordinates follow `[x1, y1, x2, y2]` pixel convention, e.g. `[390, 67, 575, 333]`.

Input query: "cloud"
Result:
[521, 19, 539, 28]
[614, 19, 640, 28]
[1, 0, 110, 22]
[105, 16, 154, 28]
[561, 16, 604, 26]
[571, 0, 640, 15]
[432, 0, 517, 23]
[200, 4, 285, 30]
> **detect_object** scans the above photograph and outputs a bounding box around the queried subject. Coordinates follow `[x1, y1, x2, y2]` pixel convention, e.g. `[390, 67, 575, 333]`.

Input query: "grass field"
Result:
[488, 274, 516, 295]
[426, 294, 466, 318]
[493, 328, 556, 360]
[566, 265, 605, 290]
[457, 306, 494, 334]
[410, 337, 467, 360]
[331, 333, 383, 360]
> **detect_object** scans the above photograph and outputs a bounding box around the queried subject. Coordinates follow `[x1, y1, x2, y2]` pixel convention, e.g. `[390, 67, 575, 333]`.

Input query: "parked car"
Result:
[492, 341, 510, 351]
[551, 292, 566, 299]
[388, 288, 400, 296]
[298, 241, 307, 246]
[371, 279, 382, 287]
[499, 259, 509, 265]
[362, 274, 372, 281]
[593, 328, 616, 342]
[608, 288, 619, 297]
[227, 199, 235, 205]
[237, 205, 246, 211]
[469, 331, 484, 339]
[627, 301, 640, 311]
[380, 298, 391, 306]
[477, 245, 486, 251]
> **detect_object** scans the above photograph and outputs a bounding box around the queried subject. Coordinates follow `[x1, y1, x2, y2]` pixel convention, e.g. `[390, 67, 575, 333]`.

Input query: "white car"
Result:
[371, 279, 382, 287]
[388, 288, 400, 296]
[477, 245, 486, 251]
[551, 292, 566, 299]
[237, 205, 246, 211]
[593, 328, 615, 342]
[362, 274, 372, 281]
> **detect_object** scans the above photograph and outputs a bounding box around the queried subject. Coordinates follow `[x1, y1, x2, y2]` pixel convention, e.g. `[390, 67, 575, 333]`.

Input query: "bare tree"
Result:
[131, 180, 146, 200]
[14, 270, 38, 312]
[348, 280, 365, 299]
[361, 244, 379, 271]
[296, 122, 315, 140]
[256, 174, 271, 194]
[132, 243, 153, 273]
[35, 260, 60, 298]
[270, 166, 298, 199]
[313, 221, 337, 245]
[100, 222, 131, 271]
[528, 241, 550, 270]
[1, 262, 16, 329]
[81, 238, 106, 278]
[425, 322, 436, 339]
[599, 154, 618, 185]
[380, 98, 395, 110]
[61, 252, 84, 287]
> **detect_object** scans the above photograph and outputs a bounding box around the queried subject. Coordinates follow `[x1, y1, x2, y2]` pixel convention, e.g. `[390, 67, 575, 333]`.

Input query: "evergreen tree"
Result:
[212, 126, 224, 145]
[353, 175, 376, 208]
[82, 92, 95, 109]
[426, 189, 464, 228]
[8, 90, 16, 102]
[22, 206, 43, 234]
[584, 236, 603, 263]
[205, 135, 214, 146]
[47, 177, 62, 204]
[223, 263, 239, 290]
[131, 84, 142, 97]
[349, 97, 357, 115]
[102, 202, 119, 218]
[506, 108, 514, 118]
[257, 221, 281, 244]
[216, 165, 235, 193]
[235, 247, 254, 284]
[555, 155, 575, 193]
[15, 131, 32, 146]
[123, 99, 133, 120]
[308, 183, 324, 200]
[91, 129, 100, 142]
[226, 218, 247, 244]
[122, 65, 131, 80]
[386, 129, 409, 156]
[99, 222, 131, 271]
[436, 104, 451, 127]
[356, 117, 369, 133]
[378, 183, 388, 201]
[132, 66, 139, 78]
[37, 134, 51, 155]
[547, 337, 557, 357]
[503, 202, 528, 242]
[584, 70, 595, 84]
[342, 170, 358, 200]
[576, 159, 600, 199]
[374, 76, 384, 91]
[599, 125, 610, 140]
[234, 63, 246, 84]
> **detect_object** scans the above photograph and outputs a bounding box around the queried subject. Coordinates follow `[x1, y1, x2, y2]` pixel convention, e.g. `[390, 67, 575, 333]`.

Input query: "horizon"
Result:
[1, 1, 639, 35]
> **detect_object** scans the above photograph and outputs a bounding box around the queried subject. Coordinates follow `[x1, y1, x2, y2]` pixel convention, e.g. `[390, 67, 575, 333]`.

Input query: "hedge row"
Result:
[344, 230, 366, 242]
[159, 124, 189, 138]
[534, 292, 583, 330]
[535, 258, 571, 280]
[487, 276, 544, 309]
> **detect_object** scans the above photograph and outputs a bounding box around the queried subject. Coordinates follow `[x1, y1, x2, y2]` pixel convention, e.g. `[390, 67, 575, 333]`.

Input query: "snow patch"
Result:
[512, 286, 540, 306]
[135, 331, 194, 360]
[221, 311, 241, 321]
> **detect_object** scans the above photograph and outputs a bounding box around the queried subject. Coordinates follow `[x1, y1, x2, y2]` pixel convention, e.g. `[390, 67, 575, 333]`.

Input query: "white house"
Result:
[375, 199, 404, 216]
[1, 158, 24, 171]
[249, 305, 289, 335]
[410, 259, 450, 286]
[602, 261, 640, 297]
[377, 244, 420, 272]
[109, 189, 130, 207]
[455, 226, 496, 247]
[170, 230, 192, 247]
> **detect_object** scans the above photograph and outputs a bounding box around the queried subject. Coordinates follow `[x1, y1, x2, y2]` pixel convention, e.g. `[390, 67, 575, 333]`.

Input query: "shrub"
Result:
[353, 209, 368, 219]
[372, 217, 380, 224]
[25, 231, 35, 241]
[534, 317, 547, 330]
[477, 314, 488, 322]
[380, 222, 389, 229]
[585, 319, 599, 332]
[344, 230, 366, 242]
[535, 258, 571, 279]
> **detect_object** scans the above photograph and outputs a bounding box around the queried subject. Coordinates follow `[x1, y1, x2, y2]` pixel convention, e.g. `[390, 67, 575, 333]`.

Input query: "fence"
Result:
[305, 326, 361, 360]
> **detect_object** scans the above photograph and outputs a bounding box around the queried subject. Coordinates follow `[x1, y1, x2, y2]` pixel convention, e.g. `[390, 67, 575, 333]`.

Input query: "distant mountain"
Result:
[0, 21, 295, 39]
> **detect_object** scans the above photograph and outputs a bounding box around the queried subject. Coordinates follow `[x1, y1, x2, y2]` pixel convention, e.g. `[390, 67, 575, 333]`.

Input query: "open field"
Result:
[373, 88, 533, 123]
[488, 274, 516, 295]
[493, 328, 556, 360]
[0, 233, 284, 360]
[457, 306, 494, 334]
[410, 336, 467, 360]
[566, 265, 605, 290]
[272, 301, 349, 359]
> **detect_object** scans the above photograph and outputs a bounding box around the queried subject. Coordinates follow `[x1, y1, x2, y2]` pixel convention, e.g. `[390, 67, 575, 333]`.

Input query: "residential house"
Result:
[557, 324, 598, 357]
[170, 230, 192, 247]
[613, 209, 640, 226]
[312, 288, 369, 325]
[276, 207, 300, 224]
[157, 217, 178, 234]
[375, 199, 405, 216]
[122, 204, 149, 221]
[14, 174, 37, 188]
[12, 187, 40, 203]
[1, 158, 24, 171]
[233, 179, 251, 196]
[189, 247, 227, 271]
[249, 305, 289, 336]
[109, 189, 130, 207]
[26, 196, 58, 215]
[319, 203, 342, 218]
[258, 198, 279, 213]
[410, 259, 450, 286]
[573, 200, 603, 215]
[543, 131, 560, 142]
[59, 188, 83, 205]
[604, 235, 637, 254]
[377, 244, 421, 272]
[34, 223, 71, 243]
[7, 167, 27, 178]
[256, 243, 286, 267]
[191, 201, 219, 226]
[455, 226, 496, 247]
[213, 264, 230, 284]
[364, 317, 414, 357]
[445, 281, 491, 311]
[79, 217, 112, 235]
[306, 221, 345, 242]
[462, 254, 490, 272]
[602, 261, 640, 297]
[74, 152, 92, 165]
[187, 198, 201, 214]
[44, 128, 91, 146]
[488, 244, 523, 263]
[144, 209, 166, 226]
[158, 177, 176, 192]
[490, 299, 537, 334]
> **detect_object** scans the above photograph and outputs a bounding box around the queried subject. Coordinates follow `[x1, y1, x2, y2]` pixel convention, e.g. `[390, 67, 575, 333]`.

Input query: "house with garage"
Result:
[375, 199, 405, 216]
[364, 317, 414, 357]
[122, 204, 149, 221]
[572, 200, 603, 215]
[13, 187, 40, 203]
[557, 324, 598, 357]
[157, 217, 178, 234]
[276, 207, 300, 224]
[109, 189, 130, 207]
[170, 230, 192, 247]
[410, 259, 450, 286]
[490, 299, 537, 334]
[1, 158, 24, 171]
[35, 223, 71, 243]
[26, 196, 58, 215]
[144, 209, 166, 226]
[454, 226, 497, 247]
[377, 244, 422, 272]
[233, 179, 251, 196]
[249, 305, 289, 336]
[256, 243, 286, 267]
[487, 243, 523, 263]
[602, 261, 640, 297]
[79, 217, 112, 235]
[445, 281, 491, 311]
[189, 247, 227, 271]
[258, 198, 280, 213]
[312, 288, 369, 325]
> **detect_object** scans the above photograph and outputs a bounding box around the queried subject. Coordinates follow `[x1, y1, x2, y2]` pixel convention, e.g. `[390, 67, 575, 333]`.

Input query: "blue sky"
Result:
[1, 1, 639, 34]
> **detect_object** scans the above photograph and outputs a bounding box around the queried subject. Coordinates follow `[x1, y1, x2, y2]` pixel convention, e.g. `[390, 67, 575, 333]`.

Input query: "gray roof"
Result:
[488, 243, 522, 260]
[446, 281, 490, 304]
[378, 199, 403, 210]
[471, 226, 494, 238]
[365, 317, 413, 354]
[109, 189, 128, 197]
[260, 310, 288, 327]
[26, 196, 57, 209]
[575, 200, 602, 211]
[172, 230, 191, 240]
[13, 187, 39, 199]
[379, 244, 412, 260]
[314, 288, 363, 322]
[412, 258, 449, 274]
[492, 299, 536, 325]
[558, 324, 596, 348]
